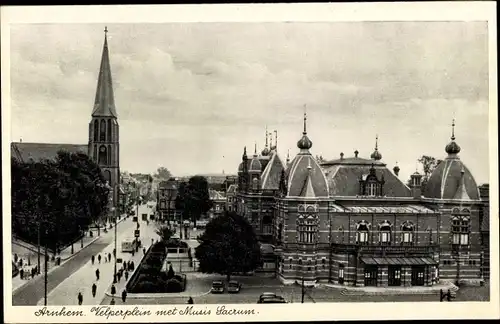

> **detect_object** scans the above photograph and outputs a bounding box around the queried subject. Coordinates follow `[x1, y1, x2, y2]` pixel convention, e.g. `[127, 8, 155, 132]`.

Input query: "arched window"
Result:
[107, 119, 112, 142]
[289, 258, 293, 269]
[108, 145, 112, 166]
[93, 120, 99, 141]
[262, 216, 272, 235]
[252, 177, 259, 190]
[98, 145, 107, 165]
[356, 221, 370, 244]
[379, 220, 392, 244]
[401, 221, 414, 244]
[298, 215, 316, 243]
[298, 259, 302, 265]
[100, 120, 106, 141]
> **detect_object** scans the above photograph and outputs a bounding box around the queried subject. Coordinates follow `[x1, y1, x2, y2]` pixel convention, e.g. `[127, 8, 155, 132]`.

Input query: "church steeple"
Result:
[92, 26, 118, 118]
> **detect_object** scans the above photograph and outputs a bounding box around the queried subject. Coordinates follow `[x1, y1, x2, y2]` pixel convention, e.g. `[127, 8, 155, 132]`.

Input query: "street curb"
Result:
[59, 236, 101, 261]
[323, 282, 460, 296]
[105, 290, 212, 299]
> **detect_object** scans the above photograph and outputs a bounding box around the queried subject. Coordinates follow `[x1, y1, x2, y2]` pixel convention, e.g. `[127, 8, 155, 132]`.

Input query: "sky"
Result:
[8, 22, 490, 184]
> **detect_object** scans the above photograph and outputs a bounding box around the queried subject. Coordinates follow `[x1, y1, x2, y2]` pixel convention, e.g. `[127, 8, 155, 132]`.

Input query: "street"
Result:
[12, 204, 158, 306]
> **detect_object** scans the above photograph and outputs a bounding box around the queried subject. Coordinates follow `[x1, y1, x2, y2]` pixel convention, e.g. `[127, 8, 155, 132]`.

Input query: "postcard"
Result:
[1, 2, 498, 323]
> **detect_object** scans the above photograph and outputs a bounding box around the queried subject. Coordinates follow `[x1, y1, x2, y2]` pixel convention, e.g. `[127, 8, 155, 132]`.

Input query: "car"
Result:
[211, 281, 225, 294]
[227, 280, 242, 293]
[259, 292, 277, 300]
[257, 295, 287, 304]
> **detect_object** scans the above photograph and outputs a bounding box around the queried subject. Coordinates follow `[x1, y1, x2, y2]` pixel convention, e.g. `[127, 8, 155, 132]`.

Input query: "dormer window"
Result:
[359, 167, 385, 197]
[367, 182, 377, 196]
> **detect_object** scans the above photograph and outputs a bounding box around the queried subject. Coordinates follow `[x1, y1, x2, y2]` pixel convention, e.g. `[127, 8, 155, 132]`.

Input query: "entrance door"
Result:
[364, 265, 378, 286]
[388, 266, 402, 286]
[411, 266, 425, 286]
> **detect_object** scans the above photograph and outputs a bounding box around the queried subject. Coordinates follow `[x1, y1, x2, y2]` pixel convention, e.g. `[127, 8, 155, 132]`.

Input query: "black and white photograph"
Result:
[2, 3, 498, 323]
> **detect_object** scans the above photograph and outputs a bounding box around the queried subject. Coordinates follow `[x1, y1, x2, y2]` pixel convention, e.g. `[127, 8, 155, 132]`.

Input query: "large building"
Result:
[236, 114, 488, 288]
[11, 27, 121, 212]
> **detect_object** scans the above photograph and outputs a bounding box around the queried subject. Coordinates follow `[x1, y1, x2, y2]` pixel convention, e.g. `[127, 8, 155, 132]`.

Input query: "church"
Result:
[11, 27, 121, 211]
[236, 113, 489, 288]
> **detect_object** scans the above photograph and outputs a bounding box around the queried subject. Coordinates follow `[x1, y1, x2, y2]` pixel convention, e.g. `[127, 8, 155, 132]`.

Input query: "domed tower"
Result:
[423, 120, 480, 200]
[249, 143, 262, 192]
[370, 135, 382, 161]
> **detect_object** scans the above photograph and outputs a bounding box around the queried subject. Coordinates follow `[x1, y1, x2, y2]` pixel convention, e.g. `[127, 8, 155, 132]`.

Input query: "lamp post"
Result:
[301, 276, 305, 303]
[112, 205, 117, 284]
[44, 225, 49, 306]
[37, 221, 41, 275]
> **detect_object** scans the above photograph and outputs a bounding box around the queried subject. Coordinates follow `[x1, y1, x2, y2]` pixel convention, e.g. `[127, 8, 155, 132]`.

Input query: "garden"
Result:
[127, 239, 188, 293]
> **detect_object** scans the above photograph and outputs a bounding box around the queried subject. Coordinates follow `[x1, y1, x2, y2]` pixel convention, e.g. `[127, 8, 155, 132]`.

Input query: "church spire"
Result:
[92, 26, 118, 118]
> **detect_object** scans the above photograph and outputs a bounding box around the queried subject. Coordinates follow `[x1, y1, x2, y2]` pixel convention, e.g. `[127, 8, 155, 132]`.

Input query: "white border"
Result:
[2, 2, 498, 323]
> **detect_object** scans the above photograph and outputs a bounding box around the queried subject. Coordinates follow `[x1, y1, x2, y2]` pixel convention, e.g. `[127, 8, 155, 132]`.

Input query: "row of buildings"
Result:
[233, 114, 490, 288]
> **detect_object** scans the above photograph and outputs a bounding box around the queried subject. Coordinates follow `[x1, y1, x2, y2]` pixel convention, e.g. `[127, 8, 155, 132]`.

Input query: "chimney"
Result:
[340, 152, 344, 160]
[410, 171, 423, 199]
[20, 138, 23, 143]
[354, 150, 359, 158]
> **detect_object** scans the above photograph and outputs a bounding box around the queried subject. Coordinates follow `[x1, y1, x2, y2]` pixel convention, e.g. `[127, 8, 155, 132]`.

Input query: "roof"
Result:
[11, 142, 88, 162]
[209, 189, 226, 200]
[361, 257, 437, 266]
[249, 156, 262, 172]
[227, 184, 237, 194]
[92, 32, 118, 118]
[423, 157, 480, 200]
[260, 151, 285, 190]
[338, 204, 437, 214]
[322, 160, 411, 197]
[286, 153, 329, 198]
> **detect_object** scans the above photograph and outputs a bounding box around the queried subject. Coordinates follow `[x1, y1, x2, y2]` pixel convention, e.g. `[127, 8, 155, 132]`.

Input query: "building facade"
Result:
[236, 115, 487, 287]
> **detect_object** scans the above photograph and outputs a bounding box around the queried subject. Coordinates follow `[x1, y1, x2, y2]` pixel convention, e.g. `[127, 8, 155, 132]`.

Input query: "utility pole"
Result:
[37, 222, 41, 275]
[44, 226, 48, 306]
[301, 276, 305, 303]
[80, 225, 84, 248]
[113, 206, 117, 284]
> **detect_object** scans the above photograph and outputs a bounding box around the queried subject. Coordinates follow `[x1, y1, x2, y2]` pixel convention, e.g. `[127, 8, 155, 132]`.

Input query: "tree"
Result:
[178, 176, 213, 228]
[155, 167, 172, 180]
[407, 155, 443, 190]
[195, 211, 262, 282]
[156, 225, 174, 242]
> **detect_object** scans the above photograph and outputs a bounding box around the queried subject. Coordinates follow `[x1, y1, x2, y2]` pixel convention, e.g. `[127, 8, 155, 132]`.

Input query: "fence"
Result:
[166, 259, 200, 273]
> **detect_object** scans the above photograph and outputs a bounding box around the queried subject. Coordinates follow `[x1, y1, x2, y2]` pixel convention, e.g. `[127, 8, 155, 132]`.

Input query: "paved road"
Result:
[100, 282, 490, 305]
[12, 207, 147, 306]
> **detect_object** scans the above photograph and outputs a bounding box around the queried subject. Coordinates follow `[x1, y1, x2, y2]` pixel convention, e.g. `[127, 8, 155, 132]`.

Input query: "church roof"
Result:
[227, 184, 237, 194]
[260, 150, 285, 190]
[322, 156, 412, 197]
[11, 142, 88, 162]
[92, 27, 118, 118]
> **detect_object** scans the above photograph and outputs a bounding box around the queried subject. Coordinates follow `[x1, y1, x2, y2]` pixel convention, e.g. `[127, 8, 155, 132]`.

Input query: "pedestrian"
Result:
[143, 247, 146, 255]
[187, 297, 194, 304]
[446, 289, 453, 302]
[95, 268, 100, 281]
[20, 268, 24, 280]
[124, 271, 129, 281]
[14, 253, 18, 263]
[108, 253, 112, 262]
[92, 283, 97, 298]
[117, 272, 121, 282]
[111, 284, 116, 296]
[78, 292, 83, 305]
[98, 254, 101, 264]
[113, 248, 116, 257]
[31, 267, 35, 278]
[91, 255, 95, 265]
[121, 289, 127, 303]
[110, 298, 115, 305]
[34, 265, 38, 276]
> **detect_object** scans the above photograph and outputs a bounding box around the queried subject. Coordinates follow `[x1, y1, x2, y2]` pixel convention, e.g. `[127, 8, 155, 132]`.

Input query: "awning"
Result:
[360, 257, 437, 266]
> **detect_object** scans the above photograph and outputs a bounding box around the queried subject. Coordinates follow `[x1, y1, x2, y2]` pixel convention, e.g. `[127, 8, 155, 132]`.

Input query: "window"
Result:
[378, 221, 392, 244]
[262, 216, 272, 235]
[452, 216, 470, 246]
[98, 145, 108, 165]
[100, 120, 106, 141]
[356, 221, 370, 244]
[401, 222, 414, 244]
[107, 119, 112, 142]
[367, 182, 377, 196]
[298, 215, 316, 244]
[93, 120, 99, 141]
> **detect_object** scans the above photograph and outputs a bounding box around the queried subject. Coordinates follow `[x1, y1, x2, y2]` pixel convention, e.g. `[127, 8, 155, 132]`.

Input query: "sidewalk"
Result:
[36, 207, 154, 306]
[12, 216, 128, 293]
[323, 281, 459, 296]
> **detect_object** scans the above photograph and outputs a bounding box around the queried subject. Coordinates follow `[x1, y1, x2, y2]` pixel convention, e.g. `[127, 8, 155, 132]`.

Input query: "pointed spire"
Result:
[261, 127, 270, 156]
[451, 118, 456, 140]
[274, 130, 278, 150]
[92, 26, 118, 118]
[445, 118, 461, 155]
[297, 106, 313, 151]
[269, 131, 273, 150]
[265, 126, 269, 148]
[303, 104, 307, 135]
[286, 149, 290, 164]
[370, 134, 382, 160]
[254, 142, 257, 156]
[300, 159, 316, 198]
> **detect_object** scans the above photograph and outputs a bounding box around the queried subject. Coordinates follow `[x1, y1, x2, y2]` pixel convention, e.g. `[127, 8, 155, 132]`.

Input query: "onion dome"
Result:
[445, 119, 461, 155]
[297, 112, 313, 151]
[249, 143, 262, 172]
[423, 120, 479, 200]
[370, 135, 382, 161]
